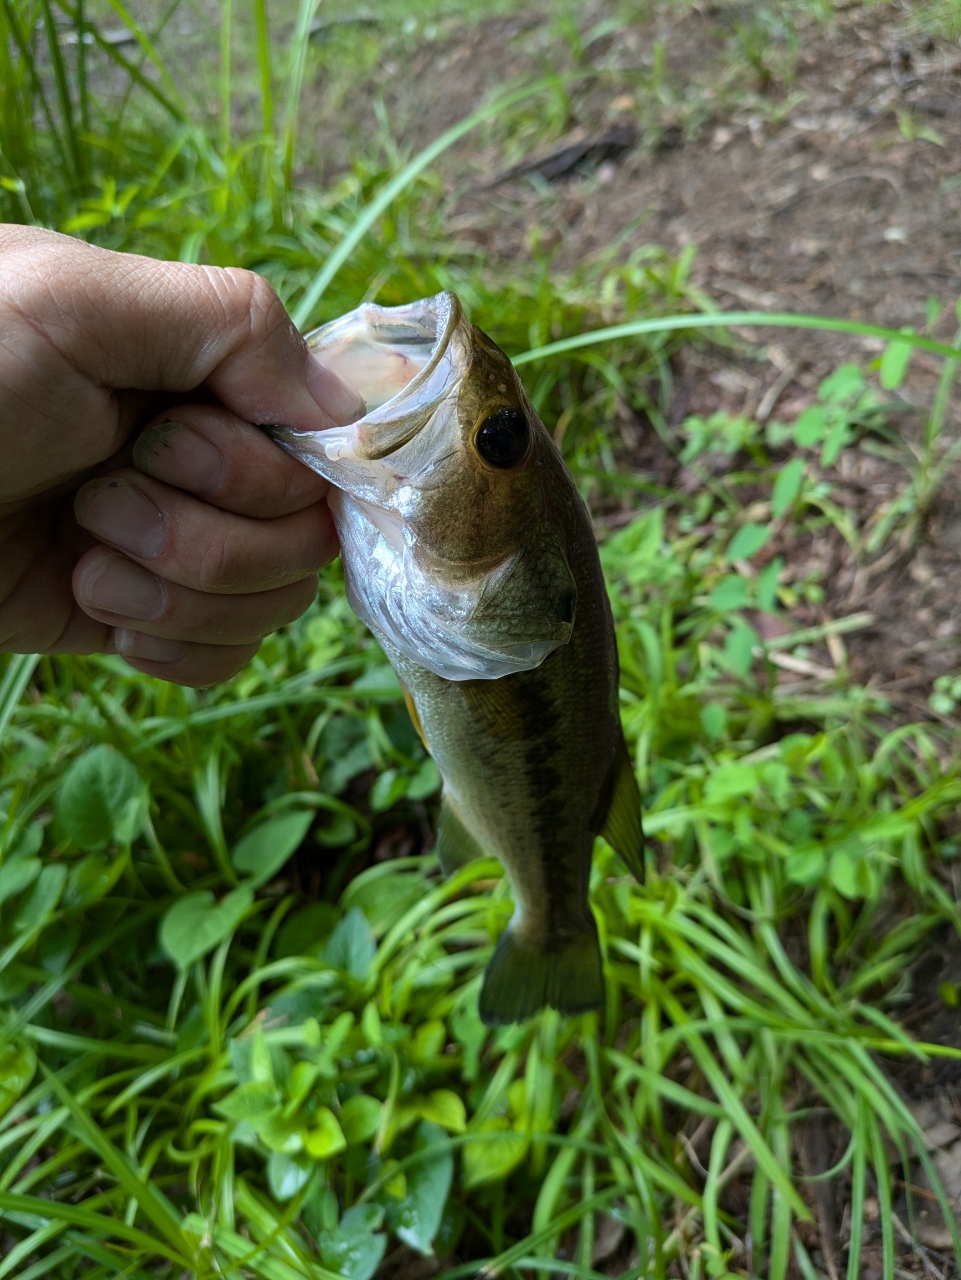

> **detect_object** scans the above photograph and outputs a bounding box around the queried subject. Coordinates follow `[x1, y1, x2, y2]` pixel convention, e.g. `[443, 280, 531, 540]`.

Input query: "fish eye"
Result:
[475, 408, 530, 469]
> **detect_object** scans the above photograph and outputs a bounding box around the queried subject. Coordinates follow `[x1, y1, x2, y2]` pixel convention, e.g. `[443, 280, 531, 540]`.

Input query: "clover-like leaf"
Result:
[159, 884, 253, 970]
[232, 810, 313, 887]
[56, 745, 146, 851]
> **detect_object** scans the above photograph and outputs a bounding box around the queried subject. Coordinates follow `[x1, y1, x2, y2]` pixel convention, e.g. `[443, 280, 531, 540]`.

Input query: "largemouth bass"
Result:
[272, 292, 643, 1024]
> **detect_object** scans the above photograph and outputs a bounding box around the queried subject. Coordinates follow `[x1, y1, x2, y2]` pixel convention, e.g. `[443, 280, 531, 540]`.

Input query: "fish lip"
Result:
[267, 292, 466, 475]
[305, 290, 463, 423]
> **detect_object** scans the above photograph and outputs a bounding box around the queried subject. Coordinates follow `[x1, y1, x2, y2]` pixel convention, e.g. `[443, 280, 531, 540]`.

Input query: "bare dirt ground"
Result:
[309, 1, 961, 715]
[305, 4, 961, 1273]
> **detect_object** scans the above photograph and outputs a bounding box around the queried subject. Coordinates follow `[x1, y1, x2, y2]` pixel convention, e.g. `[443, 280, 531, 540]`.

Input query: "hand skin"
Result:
[0, 224, 364, 686]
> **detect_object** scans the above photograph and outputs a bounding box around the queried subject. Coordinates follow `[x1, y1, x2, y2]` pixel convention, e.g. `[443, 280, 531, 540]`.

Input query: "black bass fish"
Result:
[272, 292, 642, 1025]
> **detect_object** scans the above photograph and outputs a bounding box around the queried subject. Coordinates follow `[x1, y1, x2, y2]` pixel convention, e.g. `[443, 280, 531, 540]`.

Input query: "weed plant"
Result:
[3, 3, 961, 1279]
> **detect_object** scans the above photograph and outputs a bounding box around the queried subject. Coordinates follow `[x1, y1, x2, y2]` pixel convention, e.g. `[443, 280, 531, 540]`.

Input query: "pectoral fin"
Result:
[599, 735, 644, 881]
[400, 681, 429, 751]
[435, 796, 486, 877]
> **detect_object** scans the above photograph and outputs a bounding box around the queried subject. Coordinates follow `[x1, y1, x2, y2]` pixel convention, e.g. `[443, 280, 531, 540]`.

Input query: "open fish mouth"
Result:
[279, 292, 466, 468]
[269, 292, 575, 682]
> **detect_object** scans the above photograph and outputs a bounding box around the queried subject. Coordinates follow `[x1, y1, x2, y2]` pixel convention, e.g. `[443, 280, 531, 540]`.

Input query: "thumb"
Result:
[0, 226, 365, 431]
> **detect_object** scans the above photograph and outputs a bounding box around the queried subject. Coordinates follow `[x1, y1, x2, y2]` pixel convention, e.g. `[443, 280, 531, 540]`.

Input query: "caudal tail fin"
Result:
[478, 920, 603, 1026]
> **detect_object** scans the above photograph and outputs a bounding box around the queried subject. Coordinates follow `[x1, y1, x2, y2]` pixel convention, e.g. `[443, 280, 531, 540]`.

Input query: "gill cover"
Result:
[271, 292, 576, 682]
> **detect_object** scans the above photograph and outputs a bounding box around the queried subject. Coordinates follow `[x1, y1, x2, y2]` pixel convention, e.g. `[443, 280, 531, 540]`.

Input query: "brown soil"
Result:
[310, 0, 961, 710]
[312, 6, 961, 1273]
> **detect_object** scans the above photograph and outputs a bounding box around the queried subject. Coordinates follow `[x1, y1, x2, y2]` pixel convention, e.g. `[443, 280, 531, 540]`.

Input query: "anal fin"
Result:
[435, 795, 486, 877]
[599, 734, 645, 881]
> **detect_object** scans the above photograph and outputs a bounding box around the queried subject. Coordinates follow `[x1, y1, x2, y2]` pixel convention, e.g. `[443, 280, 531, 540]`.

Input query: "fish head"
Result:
[271, 291, 577, 681]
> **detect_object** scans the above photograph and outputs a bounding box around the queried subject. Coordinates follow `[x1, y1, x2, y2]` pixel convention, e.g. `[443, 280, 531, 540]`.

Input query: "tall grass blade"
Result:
[0, 655, 39, 744]
[281, 0, 321, 188]
[291, 77, 571, 328]
[514, 311, 961, 366]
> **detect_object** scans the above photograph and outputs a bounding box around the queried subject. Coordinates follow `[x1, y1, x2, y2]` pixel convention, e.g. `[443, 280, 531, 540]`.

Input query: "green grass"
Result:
[3, 2, 961, 1277]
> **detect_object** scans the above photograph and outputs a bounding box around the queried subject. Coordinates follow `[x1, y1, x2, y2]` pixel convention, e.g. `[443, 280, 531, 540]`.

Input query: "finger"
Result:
[74, 469, 336, 593]
[114, 628, 260, 687]
[0, 225, 365, 437]
[132, 406, 329, 518]
[72, 546, 318, 644]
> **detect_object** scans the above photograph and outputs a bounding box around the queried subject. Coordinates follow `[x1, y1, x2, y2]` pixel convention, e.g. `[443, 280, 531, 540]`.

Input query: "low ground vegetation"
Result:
[3, 2, 961, 1278]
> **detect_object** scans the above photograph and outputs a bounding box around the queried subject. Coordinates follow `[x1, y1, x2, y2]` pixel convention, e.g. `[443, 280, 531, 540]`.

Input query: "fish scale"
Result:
[270, 290, 644, 1024]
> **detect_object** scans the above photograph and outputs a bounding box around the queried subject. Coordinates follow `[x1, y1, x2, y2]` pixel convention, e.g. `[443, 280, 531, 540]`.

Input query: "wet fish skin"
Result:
[271, 292, 643, 1025]
[383, 460, 627, 1025]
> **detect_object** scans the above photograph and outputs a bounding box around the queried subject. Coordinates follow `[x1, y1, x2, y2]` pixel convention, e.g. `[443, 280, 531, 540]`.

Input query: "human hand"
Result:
[0, 225, 363, 686]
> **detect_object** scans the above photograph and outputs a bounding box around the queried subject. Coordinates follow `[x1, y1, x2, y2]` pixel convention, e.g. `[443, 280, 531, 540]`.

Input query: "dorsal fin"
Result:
[599, 735, 644, 880]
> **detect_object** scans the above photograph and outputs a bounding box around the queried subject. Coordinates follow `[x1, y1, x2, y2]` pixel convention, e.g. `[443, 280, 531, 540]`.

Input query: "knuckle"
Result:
[195, 533, 237, 592]
[229, 269, 290, 348]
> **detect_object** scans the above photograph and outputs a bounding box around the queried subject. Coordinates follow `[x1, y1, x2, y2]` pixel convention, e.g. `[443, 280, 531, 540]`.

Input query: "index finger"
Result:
[132, 406, 330, 519]
[0, 226, 365, 436]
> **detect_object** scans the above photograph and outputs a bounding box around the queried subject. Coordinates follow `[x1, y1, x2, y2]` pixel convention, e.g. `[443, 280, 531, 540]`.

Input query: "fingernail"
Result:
[76, 553, 165, 621]
[306, 354, 366, 426]
[75, 480, 166, 560]
[117, 630, 186, 664]
[134, 421, 225, 494]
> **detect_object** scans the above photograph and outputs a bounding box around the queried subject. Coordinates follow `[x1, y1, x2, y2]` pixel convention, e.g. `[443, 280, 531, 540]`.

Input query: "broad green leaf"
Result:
[267, 1151, 312, 1200]
[274, 901, 338, 957]
[342, 870, 423, 933]
[392, 1122, 453, 1255]
[14, 865, 66, 934]
[0, 1043, 36, 1118]
[463, 1118, 527, 1188]
[55, 745, 146, 851]
[600, 507, 664, 579]
[721, 620, 759, 677]
[700, 704, 728, 741]
[0, 856, 40, 905]
[785, 849, 825, 885]
[325, 908, 375, 979]
[419, 1090, 466, 1134]
[257, 1111, 306, 1154]
[705, 763, 759, 803]
[213, 1081, 281, 1123]
[879, 337, 912, 390]
[158, 884, 254, 969]
[411, 1020, 446, 1060]
[232, 810, 313, 887]
[351, 666, 402, 696]
[756, 557, 784, 613]
[793, 405, 827, 447]
[771, 457, 805, 518]
[726, 523, 771, 563]
[407, 758, 440, 800]
[38, 920, 81, 974]
[818, 363, 864, 403]
[303, 1183, 340, 1239]
[829, 845, 876, 899]
[821, 418, 850, 468]
[304, 1106, 346, 1158]
[341, 1094, 383, 1144]
[319, 1204, 386, 1280]
[370, 769, 407, 812]
[709, 575, 749, 612]
[62, 850, 127, 910]
[451, 999, 486, 1082]
[316, 812, 357, 847]
[2, 822, 42, 864]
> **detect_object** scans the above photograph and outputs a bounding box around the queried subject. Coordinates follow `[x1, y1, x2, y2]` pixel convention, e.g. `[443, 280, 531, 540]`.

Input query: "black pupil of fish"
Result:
[476, 409, 529, 468]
